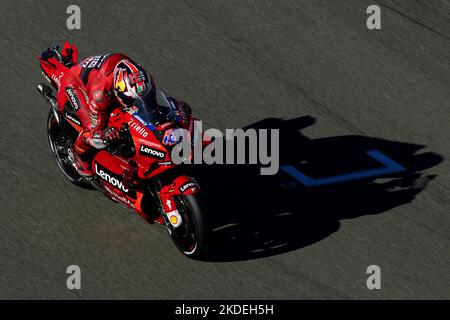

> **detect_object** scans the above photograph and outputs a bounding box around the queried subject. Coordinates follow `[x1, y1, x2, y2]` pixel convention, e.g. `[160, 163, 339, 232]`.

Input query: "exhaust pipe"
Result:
[37, 83, 61, 124]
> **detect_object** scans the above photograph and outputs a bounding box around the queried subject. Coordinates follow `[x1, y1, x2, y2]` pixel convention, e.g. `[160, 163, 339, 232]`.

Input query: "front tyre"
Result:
[169, 194, 210, 260]
[47, 109, 90, 188]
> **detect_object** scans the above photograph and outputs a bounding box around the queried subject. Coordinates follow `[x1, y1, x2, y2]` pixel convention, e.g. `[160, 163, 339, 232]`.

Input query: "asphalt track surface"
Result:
[0, 0, 449, 299]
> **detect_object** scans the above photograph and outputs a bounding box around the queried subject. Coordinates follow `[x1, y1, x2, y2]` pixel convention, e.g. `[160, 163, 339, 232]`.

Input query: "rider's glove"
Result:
[173, 100, 192, 129]
[91, 127, 120, 149]
[102, 127, 121, 144]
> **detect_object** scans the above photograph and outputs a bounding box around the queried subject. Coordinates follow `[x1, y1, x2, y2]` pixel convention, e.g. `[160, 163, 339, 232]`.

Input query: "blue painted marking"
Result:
[281, 150, 406, 187]
[132, 112, 155, 131]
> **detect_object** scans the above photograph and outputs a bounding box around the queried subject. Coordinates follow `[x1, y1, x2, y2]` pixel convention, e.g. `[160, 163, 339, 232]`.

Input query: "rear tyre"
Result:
[47, 109, 90, 188]
[169, 194, 210, 260]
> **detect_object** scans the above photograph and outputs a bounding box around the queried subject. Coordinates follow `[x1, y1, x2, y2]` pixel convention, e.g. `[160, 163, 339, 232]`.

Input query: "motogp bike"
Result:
[36, 45, 209, 259]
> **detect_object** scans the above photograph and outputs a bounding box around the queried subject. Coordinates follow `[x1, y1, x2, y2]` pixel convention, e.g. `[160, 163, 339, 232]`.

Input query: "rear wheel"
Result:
[47, 109, 90, 187]
[168, 194, 210, 260]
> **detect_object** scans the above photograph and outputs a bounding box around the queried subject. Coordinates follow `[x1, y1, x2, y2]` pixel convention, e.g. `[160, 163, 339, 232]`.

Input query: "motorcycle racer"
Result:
[38, 43, 210, 259]
[40, 42, 192, 178]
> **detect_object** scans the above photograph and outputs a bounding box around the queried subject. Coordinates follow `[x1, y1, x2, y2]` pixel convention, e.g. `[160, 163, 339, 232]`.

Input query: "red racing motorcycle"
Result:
[36, 46, 209, 259]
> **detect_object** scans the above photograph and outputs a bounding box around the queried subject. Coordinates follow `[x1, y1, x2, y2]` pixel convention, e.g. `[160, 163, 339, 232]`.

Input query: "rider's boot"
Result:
[71, 133, 95, 178]
[70, 149, 93, 178]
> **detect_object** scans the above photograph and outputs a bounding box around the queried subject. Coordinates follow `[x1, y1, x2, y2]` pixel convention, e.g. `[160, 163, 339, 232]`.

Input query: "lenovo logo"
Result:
[94, 163, 129, 193]
[64, 112, 81, 126]
[139, 145, 166, 159]
[179, 181, 197, 193]
[65, 88, 81, 111]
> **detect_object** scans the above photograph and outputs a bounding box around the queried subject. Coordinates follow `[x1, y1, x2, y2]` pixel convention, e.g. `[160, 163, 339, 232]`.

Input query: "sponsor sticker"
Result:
[162, 128, 182, 146]
[80, 88, 90, 103]
[133, 113, 150, 126]
[129, 118, 149, 138]
[94, 162, 136, 198]
[81, 53, 111, 70]
[129, 71, 146, 84]
[65, 87, 81, 111]
[64, 112, 81, 126]
[137, 138, 161, 148]
[104, 185, 135, 209]
[52, 73, 64, 87]
[166, 210, 182, 228]
[139, 145, 166, 159]
[95, 53, 111, 69]
[179, 181, 198, 193]
[42, 71, 52, 84]
[89, 112, 99, 127]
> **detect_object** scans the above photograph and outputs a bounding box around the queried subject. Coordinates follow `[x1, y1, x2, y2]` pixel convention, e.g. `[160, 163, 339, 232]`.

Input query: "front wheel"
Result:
[168, 194, 210, 260]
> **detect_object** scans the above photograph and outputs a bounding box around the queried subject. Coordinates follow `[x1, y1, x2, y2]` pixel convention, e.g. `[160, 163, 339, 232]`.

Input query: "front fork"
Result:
[38, 83, 61, 124]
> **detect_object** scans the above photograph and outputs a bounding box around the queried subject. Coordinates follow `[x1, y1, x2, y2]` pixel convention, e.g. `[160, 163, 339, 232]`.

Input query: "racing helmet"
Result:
[113, 59, 153, 107]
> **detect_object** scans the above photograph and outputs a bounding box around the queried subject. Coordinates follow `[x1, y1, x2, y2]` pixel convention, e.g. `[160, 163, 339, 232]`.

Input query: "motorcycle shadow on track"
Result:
[191, 116, 443, 262]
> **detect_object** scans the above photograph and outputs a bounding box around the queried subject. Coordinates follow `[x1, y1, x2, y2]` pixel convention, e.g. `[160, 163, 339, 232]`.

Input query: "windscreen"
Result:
[129, 90, 175, 130]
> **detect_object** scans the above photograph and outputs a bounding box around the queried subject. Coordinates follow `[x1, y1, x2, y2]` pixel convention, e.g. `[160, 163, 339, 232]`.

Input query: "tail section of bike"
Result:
[37, 42, 77, 90]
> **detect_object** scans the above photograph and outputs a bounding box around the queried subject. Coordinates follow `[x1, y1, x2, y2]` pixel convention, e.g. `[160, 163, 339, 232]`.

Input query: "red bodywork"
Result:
[37, 42, 78, 91]
[38, 47, 200, 224]
[38, 56, 68, 90]
[90, 108, 200, 223]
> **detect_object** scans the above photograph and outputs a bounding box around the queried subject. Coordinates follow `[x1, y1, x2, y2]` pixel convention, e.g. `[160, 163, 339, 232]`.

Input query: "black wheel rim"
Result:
[48, 115, 79, 180]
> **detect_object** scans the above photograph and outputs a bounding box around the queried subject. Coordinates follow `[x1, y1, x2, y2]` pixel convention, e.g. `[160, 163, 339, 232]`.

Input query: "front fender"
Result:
[160, 175, 200, 197]
[159, 175, 200, 218]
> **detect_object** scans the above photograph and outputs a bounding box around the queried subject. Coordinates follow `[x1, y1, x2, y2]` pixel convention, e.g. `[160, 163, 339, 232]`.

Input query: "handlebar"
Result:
[103, 123, 131, 146]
